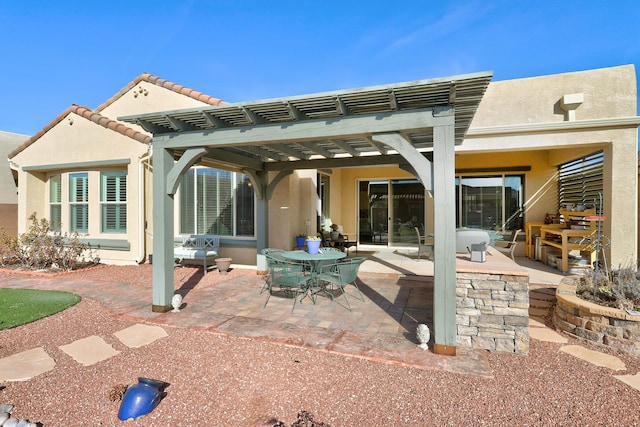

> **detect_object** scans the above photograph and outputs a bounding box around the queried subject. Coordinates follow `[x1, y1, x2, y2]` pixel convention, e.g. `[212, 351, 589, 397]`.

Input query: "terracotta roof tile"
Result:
[10, 72, 226, 159]
[8, 105, 151, 159]
[96, 72, 226, 112]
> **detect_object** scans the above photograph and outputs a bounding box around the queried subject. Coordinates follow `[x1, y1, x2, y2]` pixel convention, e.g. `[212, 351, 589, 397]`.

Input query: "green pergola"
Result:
[120, 70, 492, 355]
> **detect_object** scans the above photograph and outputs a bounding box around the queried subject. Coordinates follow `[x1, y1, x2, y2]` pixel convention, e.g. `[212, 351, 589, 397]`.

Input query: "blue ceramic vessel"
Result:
[118, 377, 166, 421]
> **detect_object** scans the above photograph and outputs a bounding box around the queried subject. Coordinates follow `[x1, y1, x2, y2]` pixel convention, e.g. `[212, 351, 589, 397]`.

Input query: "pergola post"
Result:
[151, 145, 175, 312]
[432, 121, 457, 355]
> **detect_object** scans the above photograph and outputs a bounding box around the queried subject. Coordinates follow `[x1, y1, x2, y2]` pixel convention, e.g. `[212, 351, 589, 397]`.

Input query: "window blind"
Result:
[69, 172, 88, 233]
[101, 171, 127, 233]
[49, 174, 62, 231]
[179, 167, 254, 237]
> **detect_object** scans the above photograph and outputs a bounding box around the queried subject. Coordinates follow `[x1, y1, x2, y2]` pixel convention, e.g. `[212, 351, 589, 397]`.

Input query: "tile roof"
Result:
[8, 105, 151, 159]
[8, 72, 225, 159]
[96, 72, 226, 112]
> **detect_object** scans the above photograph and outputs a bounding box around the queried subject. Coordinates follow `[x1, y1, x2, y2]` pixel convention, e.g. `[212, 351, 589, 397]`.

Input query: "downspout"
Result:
[136, 145, 152, 264]
[7, 159, 20, 234]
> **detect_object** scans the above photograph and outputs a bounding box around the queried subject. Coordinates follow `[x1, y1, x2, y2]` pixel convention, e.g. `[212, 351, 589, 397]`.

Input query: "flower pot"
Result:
[118, 377, 166, 421]
[306, 239, 321, 254]
[296, 236, 306, 247]
[215, 257, 232, 274]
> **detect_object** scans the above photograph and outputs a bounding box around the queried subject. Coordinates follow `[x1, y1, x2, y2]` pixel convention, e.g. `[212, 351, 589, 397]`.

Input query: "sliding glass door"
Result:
[358, 179, 425, 246]
[455, 174, 523, 231]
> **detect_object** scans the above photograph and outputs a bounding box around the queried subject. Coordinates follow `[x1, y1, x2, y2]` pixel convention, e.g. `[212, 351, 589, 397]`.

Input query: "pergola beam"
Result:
[151, 107, 445, 151]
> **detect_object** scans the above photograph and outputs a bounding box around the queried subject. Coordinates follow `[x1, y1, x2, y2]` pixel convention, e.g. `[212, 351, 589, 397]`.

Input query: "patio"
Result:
[0, 246, 565, 375]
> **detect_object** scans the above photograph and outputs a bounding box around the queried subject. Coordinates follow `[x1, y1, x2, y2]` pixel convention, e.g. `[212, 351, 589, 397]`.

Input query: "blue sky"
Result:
[1, 1, 639, 136]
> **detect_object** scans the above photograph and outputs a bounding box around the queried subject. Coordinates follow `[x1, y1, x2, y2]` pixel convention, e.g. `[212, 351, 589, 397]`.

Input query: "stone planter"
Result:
[554, 279, 640, 357]
[215, 257, 232, 275]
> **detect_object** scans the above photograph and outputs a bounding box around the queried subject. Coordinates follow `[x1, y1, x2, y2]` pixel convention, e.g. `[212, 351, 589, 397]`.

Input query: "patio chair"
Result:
[315, 246, 344, 271]
[260, 249, 286, 294]
[317, 257, 366, 311]
[261, 247, 284, 255]
[263, 255, 312, 312]
[414, 227, 434, 260]
[493, 229, 521, 261]
[319, 231, 332, 247]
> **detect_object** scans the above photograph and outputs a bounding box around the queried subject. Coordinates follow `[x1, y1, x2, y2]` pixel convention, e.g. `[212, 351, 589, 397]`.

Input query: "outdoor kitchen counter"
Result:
[454, 248, 529, 278]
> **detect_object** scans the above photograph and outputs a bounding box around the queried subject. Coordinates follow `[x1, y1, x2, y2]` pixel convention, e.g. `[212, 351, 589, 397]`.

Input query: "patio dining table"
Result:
[281, 250, 346, 301]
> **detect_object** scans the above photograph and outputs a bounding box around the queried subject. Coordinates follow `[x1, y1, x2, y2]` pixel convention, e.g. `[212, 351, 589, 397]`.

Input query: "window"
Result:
[180, 167, 255, 237]
[49, 174, 61, 231]
[456, 174, 524, 231]
[101, 171, 127, 233]
[558, 151, 603, 211]
[69, 172, 89, 233]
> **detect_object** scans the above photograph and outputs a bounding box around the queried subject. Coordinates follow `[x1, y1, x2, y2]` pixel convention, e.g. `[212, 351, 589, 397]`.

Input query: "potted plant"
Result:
[295, 234, 307, 248]
[305, 236, 322, 254]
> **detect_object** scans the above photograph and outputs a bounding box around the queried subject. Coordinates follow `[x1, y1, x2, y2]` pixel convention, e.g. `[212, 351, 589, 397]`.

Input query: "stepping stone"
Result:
[561, 345, 626, 371]
[529, 327, 568, 343]
[613, 372, 640, 392]
[0, 347, 55, 381]
[114, 324, 168, 348]
[59, 336, 120, 366]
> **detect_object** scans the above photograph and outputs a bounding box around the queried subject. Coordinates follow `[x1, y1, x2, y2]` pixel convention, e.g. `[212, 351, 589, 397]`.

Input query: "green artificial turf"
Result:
[0, 288, 81, 330]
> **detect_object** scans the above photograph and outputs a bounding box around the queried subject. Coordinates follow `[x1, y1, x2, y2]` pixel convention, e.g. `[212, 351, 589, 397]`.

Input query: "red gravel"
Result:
[1, 267, 640, 426]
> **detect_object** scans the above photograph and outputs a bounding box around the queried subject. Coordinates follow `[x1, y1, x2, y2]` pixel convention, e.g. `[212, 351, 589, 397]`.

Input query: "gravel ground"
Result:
[2, 267, 640, 426]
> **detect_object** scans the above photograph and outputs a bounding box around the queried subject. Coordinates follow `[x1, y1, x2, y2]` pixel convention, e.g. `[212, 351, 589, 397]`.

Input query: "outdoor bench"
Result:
[173, 234, 220, 274]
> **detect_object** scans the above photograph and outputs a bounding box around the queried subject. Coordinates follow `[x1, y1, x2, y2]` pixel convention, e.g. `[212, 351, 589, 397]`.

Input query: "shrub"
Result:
[578, 261, 640, 311]
[0, 213, 98, 271]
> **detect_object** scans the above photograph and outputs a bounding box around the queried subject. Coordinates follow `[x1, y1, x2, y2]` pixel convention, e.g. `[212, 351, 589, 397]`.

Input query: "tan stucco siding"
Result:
[0, 204, 17, 237]
[267, 170, 318, 250]
[11, 112, 148, 265]
[603, 135, 638, 265]
[463, 65, 638, 266]
[100, 81, 216, 134]
[19, 171, 46, 233]
[12, 112, 146, 166]
[471, 64, 637, 127]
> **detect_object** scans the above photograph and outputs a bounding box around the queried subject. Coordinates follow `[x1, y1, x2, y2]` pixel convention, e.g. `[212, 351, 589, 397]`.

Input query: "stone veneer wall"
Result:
[554, 280, 640, 357]
[456, 271, 530, 354]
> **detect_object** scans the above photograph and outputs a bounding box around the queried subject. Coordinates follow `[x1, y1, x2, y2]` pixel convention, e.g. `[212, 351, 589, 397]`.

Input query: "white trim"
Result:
[466, 117, 640, 137]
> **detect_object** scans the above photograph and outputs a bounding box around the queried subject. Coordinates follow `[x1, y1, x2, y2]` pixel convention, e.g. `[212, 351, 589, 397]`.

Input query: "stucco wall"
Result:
[471, 65, 637, 127]
[11, 112, 148, 265]
[462, 65, 638, 267]
[10, 78, 224, 266]
[0, 204, 17, 237]
[100, 80, 216, 134]
[267, 169, 318, 251]
[321, 66, 637, 266]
